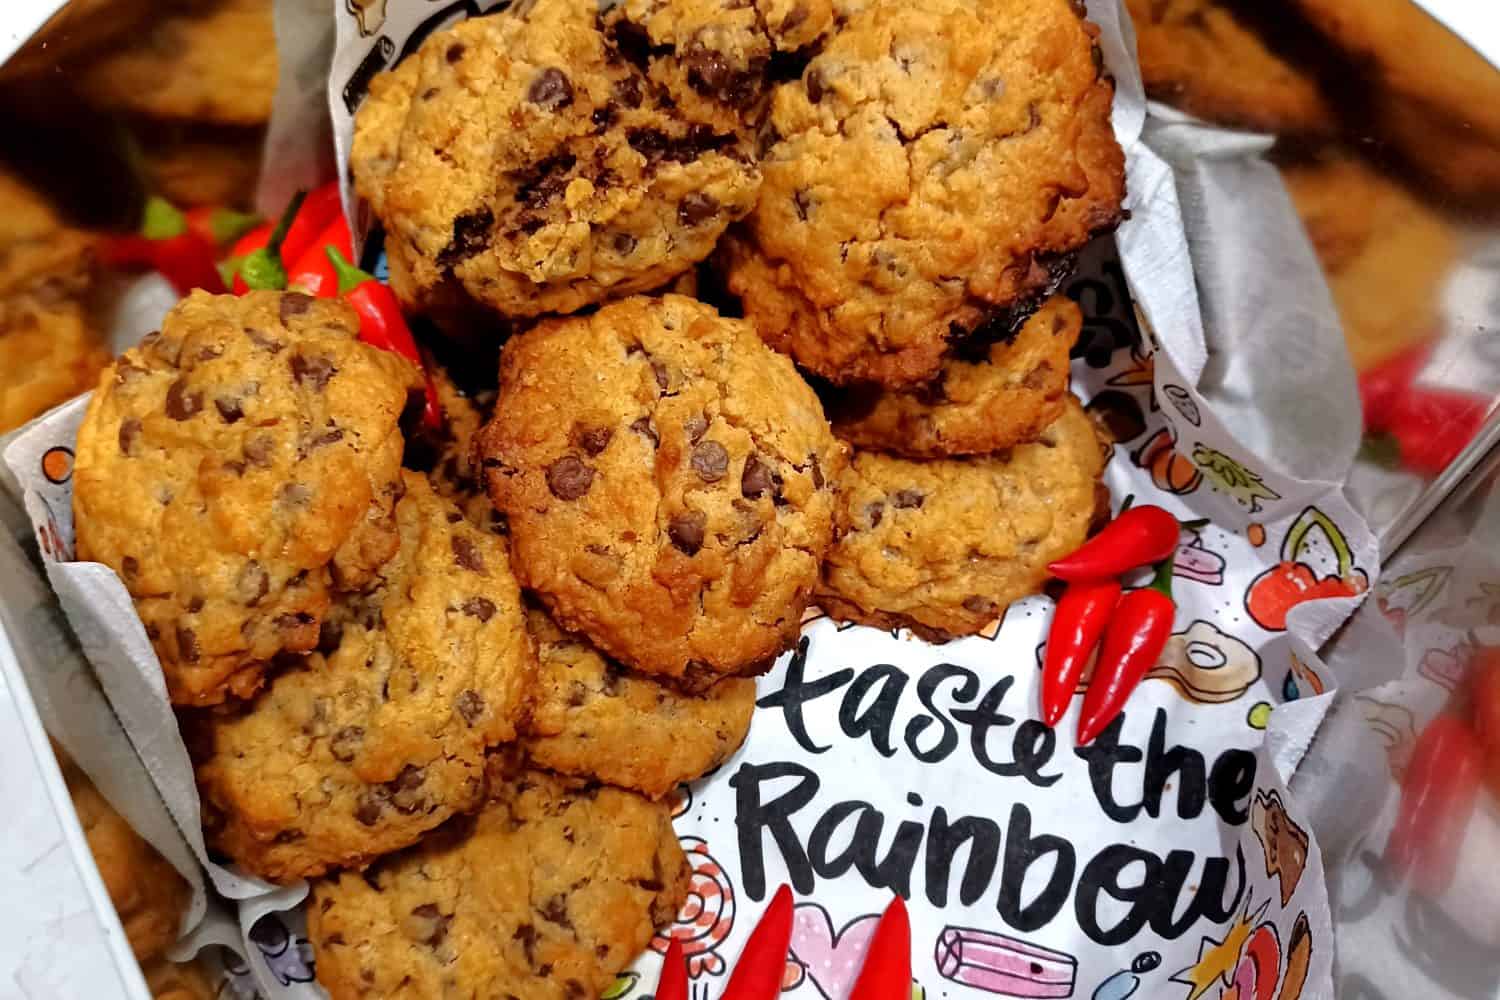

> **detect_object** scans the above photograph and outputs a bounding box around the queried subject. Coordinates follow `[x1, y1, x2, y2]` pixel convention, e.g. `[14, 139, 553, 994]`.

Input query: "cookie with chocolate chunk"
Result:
[819, 396, 1110, 640]
[479, 295, 845, 682]
[353, 0, 768, 325]
[525, 608, 755, 798]
[74, 290, 420, 706]
[828, 295, 1082, 457]
[723, 0, 1125, 387]
[308, 765, 688, 1000]
[193, 473, 535, 882]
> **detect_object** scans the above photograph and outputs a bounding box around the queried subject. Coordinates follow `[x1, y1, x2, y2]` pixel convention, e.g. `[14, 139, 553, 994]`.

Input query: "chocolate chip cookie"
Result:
[354, 0, 765, 325]
[193, 473, 536, 882]
[73, 291, 420, 706]
[479, 295, 845, 682]
[61, 751, 189, 962]
[820, 395, 1110, 640]
[73, 0, 278, 126]
[827, 295, 1082, 457]
[308, 763, 689, 1000]
[525, 608, 755, 798]
[723, 0, 1125, 387]
[1281, 154, 1456, 371]
[1126, 0, 1335, 135]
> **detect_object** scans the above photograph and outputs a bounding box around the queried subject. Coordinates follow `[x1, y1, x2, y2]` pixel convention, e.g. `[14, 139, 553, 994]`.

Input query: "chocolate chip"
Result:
[963, 595, 997, 615]
[806, 68, 825, 103]
[892, 489, 924, 509]
[793, 189, 813, 221]
[592, 104, 617, 128]
[121, 555, 139, 579]
[455, 689, 485, 725]
[668, 511, 706, 555]
[176, 626, 200, 663]
[652, 360, 670, 391]
[781, 1, 809, 32]
[809, 453, 825, 489]
[164, 378, 202, 420]
[691, 441, 729, 482]
[246, 329, 285, 354]
[461, 597, 496, 621]
[408, 903, 452, 947]
[547, 456, 595, 500]
[452, 535, 487, 574]
[389, 764, 426, 812]
[683, 414, 708, 443]
[437, 207, 495, 268]
[278, 482, 311, 507]
[354, 796, 382, 825]
[244, 435, 274, 467]
[290, 354, 336, 389]
[186, 596, 204, 613]
[741, 454, 778, 498]
[610, 232, 637, 255]
[574, 425, 614, 456]
[196, 343, 224, 362]
[330, 726, 364, 763]
[527, 67, 574, 110]
[214, 396, 244, 423]
[279, 293, 313, 322]
[118, 418, 141, 455]
[865, 501, 885, 528]
[539, 895, 572, 929]
[298, 427, 345, 459]
[514, 924, 539, 964]
[630, 416, 659, 446]
[514, 152, 577, 210]
[678, 192, 719, 226]
[445, 43, 465, 63]
[614, 76, 643, 108]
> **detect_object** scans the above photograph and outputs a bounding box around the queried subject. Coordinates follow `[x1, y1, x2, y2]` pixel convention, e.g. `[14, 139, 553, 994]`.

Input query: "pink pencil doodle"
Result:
[652, 838, 735, 979]
[934, 925, 1077, 998]
[1173, 535, 1225, 586]
[1418, 644, 1469, 692]
[786, 902, 881, 999]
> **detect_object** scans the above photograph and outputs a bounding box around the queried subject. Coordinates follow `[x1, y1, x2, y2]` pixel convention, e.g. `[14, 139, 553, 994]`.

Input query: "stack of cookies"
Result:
[69, 0, 1128, 993]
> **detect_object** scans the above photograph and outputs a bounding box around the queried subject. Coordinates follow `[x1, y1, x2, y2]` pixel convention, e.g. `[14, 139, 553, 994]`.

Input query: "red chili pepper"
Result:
[288, 215, 354, 297]
[327, 246, 442, 429]
[1048, 505, 1181, 582]
[233, 192, 307, 294]
[1076, 557, 1176, 746]
[656, 936, 688, 1000]
[1040, 579, 1121, 727]
[1358, 343, 1430, 434]
[721, 884, 794, 1000]
[277, 181, 343, 274]
[102, 196, 223, 295]
[848, 895, 910, 1000]
[1386, 714, 1482, 896]
[184, 205, 258, 249]
[221, 221, 272, 290]
[1387, 386, 1490, 477]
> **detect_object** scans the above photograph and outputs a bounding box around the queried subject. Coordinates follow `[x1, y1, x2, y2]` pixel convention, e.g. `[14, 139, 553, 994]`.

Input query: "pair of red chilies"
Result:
[656, 886, 909, 1000]
[223, 184, 443, 429]
[1040, 504, 1182, 746]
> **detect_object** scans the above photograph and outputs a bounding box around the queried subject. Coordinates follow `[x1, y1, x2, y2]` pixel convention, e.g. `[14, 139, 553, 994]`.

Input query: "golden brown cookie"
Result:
[479, 295, 846, 683]
[142, 959, 218, 1000]
[192, 473, 535, 882]
[134, 121, 265, 209]
[60, 753, 188, 962]
[1125, 0, 1335, 135]
[73, 291, 420, 706]
[0, 169, 109, 433]
[73, 0, 278, 126]
[525, 608, 756, 798]
[307, 765, 689, 1000]
[1280, 155, 1457, 371]
[819, 396, 1110, 640]
[723, 0, 1125, 387]
[1288, 0, 1500, 202]
[354, 0, 767, 325]
[827, 295, 1082, 457]
[0, 0, 159, 80]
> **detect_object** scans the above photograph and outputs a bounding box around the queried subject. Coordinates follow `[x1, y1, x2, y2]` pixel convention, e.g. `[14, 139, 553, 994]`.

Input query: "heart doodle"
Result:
[787, 902, 882, 1000]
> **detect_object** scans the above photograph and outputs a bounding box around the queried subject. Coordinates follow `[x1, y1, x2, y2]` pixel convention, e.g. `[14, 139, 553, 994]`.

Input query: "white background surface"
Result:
[0, 2, 1492, 1000]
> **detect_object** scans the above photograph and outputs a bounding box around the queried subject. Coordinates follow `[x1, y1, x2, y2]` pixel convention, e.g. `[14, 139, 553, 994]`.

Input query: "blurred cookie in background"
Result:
[142, 958, 217, 1000]
[1280, 153, 1457, 371]
[131, 120, 264, 210]
[72, 0, 277, 127]
[0, 0, 162, 81]
[1126, 0, 1335, 135]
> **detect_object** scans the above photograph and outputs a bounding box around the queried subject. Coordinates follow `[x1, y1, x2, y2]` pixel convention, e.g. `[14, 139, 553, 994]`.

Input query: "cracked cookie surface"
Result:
[193, 473, 535, 882]
[308, 764, 688, 1000]
[819, 395, 1110, 639]
[479, 294, 845, 682]
[525, 608, 755, 797]
[723, 0, 1125, 387]
[353, 0, 768, 325]
[828, 294, 1082, 457]
[74, 290, 419, 706]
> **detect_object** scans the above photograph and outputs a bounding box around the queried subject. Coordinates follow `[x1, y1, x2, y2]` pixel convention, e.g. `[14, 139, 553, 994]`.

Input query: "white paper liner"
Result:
[0, 0, 1413, 997]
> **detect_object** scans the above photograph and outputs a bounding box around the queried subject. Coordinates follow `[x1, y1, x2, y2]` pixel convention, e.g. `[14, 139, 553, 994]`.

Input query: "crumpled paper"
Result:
[0, 0, 1393, 997]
